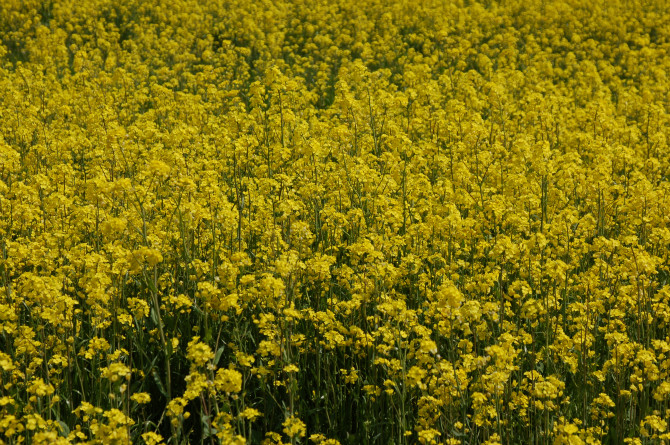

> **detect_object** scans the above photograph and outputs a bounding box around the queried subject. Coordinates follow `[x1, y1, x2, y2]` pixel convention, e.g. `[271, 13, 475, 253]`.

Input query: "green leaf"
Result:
[201, 414, 217, 439]
[214, 345, 225, 365]
[57, 420, 70, 436]
[151, 367, 168, 398]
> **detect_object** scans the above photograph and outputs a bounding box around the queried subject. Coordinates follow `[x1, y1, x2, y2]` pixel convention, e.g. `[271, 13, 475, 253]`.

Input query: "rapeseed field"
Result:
[1, 0, 670, 443]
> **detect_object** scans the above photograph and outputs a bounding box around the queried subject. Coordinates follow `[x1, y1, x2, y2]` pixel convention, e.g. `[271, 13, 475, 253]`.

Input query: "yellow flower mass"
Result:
[1, 0, 670, 443]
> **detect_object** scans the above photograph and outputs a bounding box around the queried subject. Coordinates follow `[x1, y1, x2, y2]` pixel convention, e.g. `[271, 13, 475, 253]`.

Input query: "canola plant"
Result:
[1, 0, 670, 444]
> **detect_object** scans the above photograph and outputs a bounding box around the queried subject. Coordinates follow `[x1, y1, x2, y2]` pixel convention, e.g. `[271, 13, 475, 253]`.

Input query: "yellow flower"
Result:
[240, 408, 262, 421]
[142, 431, 164, 445]
[131, 392, 151, 404]
[283, 364, 299, 373]
[100, 362, 131, 383]
[235, 351, 255, 367]
[26, 378, 54, 397]
[127, 298, 150, 319]
[283, 415, 306, 439]
[215, 368, 243, 393]
[186, 337, 214, 367]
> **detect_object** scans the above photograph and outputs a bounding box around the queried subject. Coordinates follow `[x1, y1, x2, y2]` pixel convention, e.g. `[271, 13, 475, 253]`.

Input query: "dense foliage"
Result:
[1, 0, 670, 443]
